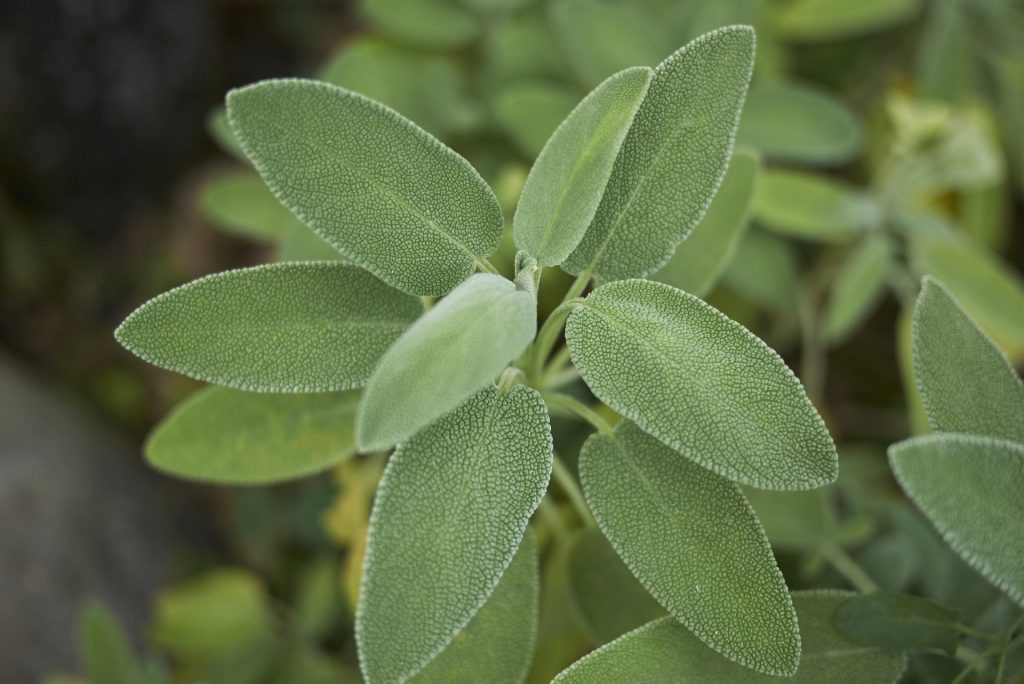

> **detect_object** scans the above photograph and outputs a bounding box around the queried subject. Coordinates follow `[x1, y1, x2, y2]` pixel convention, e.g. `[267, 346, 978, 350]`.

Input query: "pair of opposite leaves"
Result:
[116, 25, 839, 683]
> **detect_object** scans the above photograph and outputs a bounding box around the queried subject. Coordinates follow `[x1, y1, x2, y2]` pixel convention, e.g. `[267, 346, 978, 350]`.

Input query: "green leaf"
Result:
[356, 385, 552, 684]
[116, 263, 422, 392]
[653, 149, 759, 297]
[552, 591, 907, 683]
[145, 387, 359, 484]
[741, 488, 835, 551]
[721, 228, 800, 311]
[411, 532, 539, 684]
[79, 602, 143, 684]
[564, 26, 755, 282]
[484, 9, 567, 83]
[200, 170, 298, 241]
[227, 79, 503, 296]
[580, 421, 799, 675]
[911, 230, 1024, 363]
[514, 67, 651, 267]
[823, 236, 891, 344]
[737, 81, 862, 165]
[753, 169, 881, 242]
[568, 527, 665, 644]
[277, 224, 347, 262]
[774, 0, 922, 41]
[890, 433, 1024, 608]
[566, 279, 837, 489]
[359, 0, 479, 49]
[357, 273, 535, 451]
[492, 82, 579, 158]
[913, 277, 1024, 443]
[152, 569, 274, 664]
[832, 591, 960, 656]
[549, 0, 669, 86]
[320, 39, 480, 137]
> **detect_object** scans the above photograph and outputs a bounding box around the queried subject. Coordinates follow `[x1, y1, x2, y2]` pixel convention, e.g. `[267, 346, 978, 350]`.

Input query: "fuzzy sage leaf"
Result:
[566, 279, 837, 490]
[832, 591, 960, 656]
[563, 25, 755, 282]
[889, 433, 1024, 608]
[146, 387, 359, 484]
[913, 276, 1024, 442]
[356, 385, 552, 684]
[580, 421, 800, 675]
[357, 273, 536, 451]
[552, 591, 906, 683]
[227, 79, 503, 296]
[115, 263, 422, 393]
[513, 66, 652, 267]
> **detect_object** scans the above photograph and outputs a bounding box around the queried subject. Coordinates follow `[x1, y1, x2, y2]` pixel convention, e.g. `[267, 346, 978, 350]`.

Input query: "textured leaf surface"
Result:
[492, 82, 578, 158]
[912, 231, 1024, 362]
[357, 274, 535, 450]
[552, 591, 906, 683]
[549, 0, 668, 86]
[227, 79, 503, 296]
[775, 0, 922, 41]
[654, 149, 759, 297]
[833, 591, 959, 656]
[824, 236, 891, 344]
[580, 422, 799, 675]
[753, 169, 879, 242]
[890, 434, 1024, 607]
[411, 532, 538, 684]
[146, 387, 359, 484]
[737, 81, 862, 165]
[514, 67, 651, 267]
[913, 277, 1024, 442]
[116, 263, 422, 392]
[356, 385, 552, 684]
[359, 0, 479, 49]
[200, 170, 297, 240]
[566, 279, 837, 489]
[568, 527, 665, 644]
[563, 26, 755, 281]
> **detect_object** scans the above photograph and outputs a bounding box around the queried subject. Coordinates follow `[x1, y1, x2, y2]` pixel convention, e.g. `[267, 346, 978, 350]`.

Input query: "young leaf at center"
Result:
[565, 279, 837, 490]
[579, 421, 800, 675]
[356, 384, 552, 684]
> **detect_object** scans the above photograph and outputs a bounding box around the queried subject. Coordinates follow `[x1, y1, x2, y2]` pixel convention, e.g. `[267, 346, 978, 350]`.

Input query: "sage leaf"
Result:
[227, 79, 503, 296]
[823, 236, 891, 345]
[913, 277, 1024, 443]
[889, 433, 1024, 608]
[737, 81, 862, 165]
[563, 26, 755, 282]
[115, 263, 422, 393]
[411, 532, 538, 684]
[742, 488, 835, 552]
[277, 225, 347, 263]
[146, 387, 359, 484]
[753, 169, 881, 242]
[201, 170, 298, 241]
[580, 422, 800, 675]
[492, 82, 578, 158]
[80, 602, 143, 684]
[552, 591, 906, 683]
[566, 279, 838, 490]
[359, 0, 479, 49]
[549, 0, 669, 86]
[911, 230, 1024, 363]
[722, 228, 800, 311]
[356, 385, 552, 684]
[357, 273, 536, 451]
[568, 527, 665, 644]
[514, 67, 652, 267]
[833, 591, 960, 656]
[774, 0, 922, 41]
[484, 9, 567, 83]
[653, 149, 759, 297]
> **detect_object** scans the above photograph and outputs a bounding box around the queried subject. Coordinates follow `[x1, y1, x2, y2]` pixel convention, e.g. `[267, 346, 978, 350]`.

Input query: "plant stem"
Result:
[552, 455, 595, 528]
[821, 543, 878, 593]
[530, 299, 582, 383]
[995, 616, 1024, 683]
[543, 391, 614, 436]
[953, 644, 999, 684]
[475, 256, 500, 275]
[562, 267, 593, 304]
[958, 623, 1003, 642]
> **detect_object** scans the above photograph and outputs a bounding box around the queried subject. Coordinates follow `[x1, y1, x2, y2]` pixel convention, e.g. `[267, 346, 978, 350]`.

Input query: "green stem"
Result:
[544, 391, 614, 436]
[995, 616, 1024, 683]
[530, 299, 582, 383]
[562, 267, 593, 304]
[953, 644, 999, 684]
[552, 455, 595, 527]
[822, 543, 878, 593]
[958, 623, 1002, 642]
[475, 256, 500, 275]
[544, 366, 580, 391]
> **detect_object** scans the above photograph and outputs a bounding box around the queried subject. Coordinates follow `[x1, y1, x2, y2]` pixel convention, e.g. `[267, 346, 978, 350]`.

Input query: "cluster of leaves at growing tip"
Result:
[114, 24, 881, 682]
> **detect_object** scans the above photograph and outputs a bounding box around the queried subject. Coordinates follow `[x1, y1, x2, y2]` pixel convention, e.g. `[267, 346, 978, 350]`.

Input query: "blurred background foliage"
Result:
[2, 0, 1023, 682]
